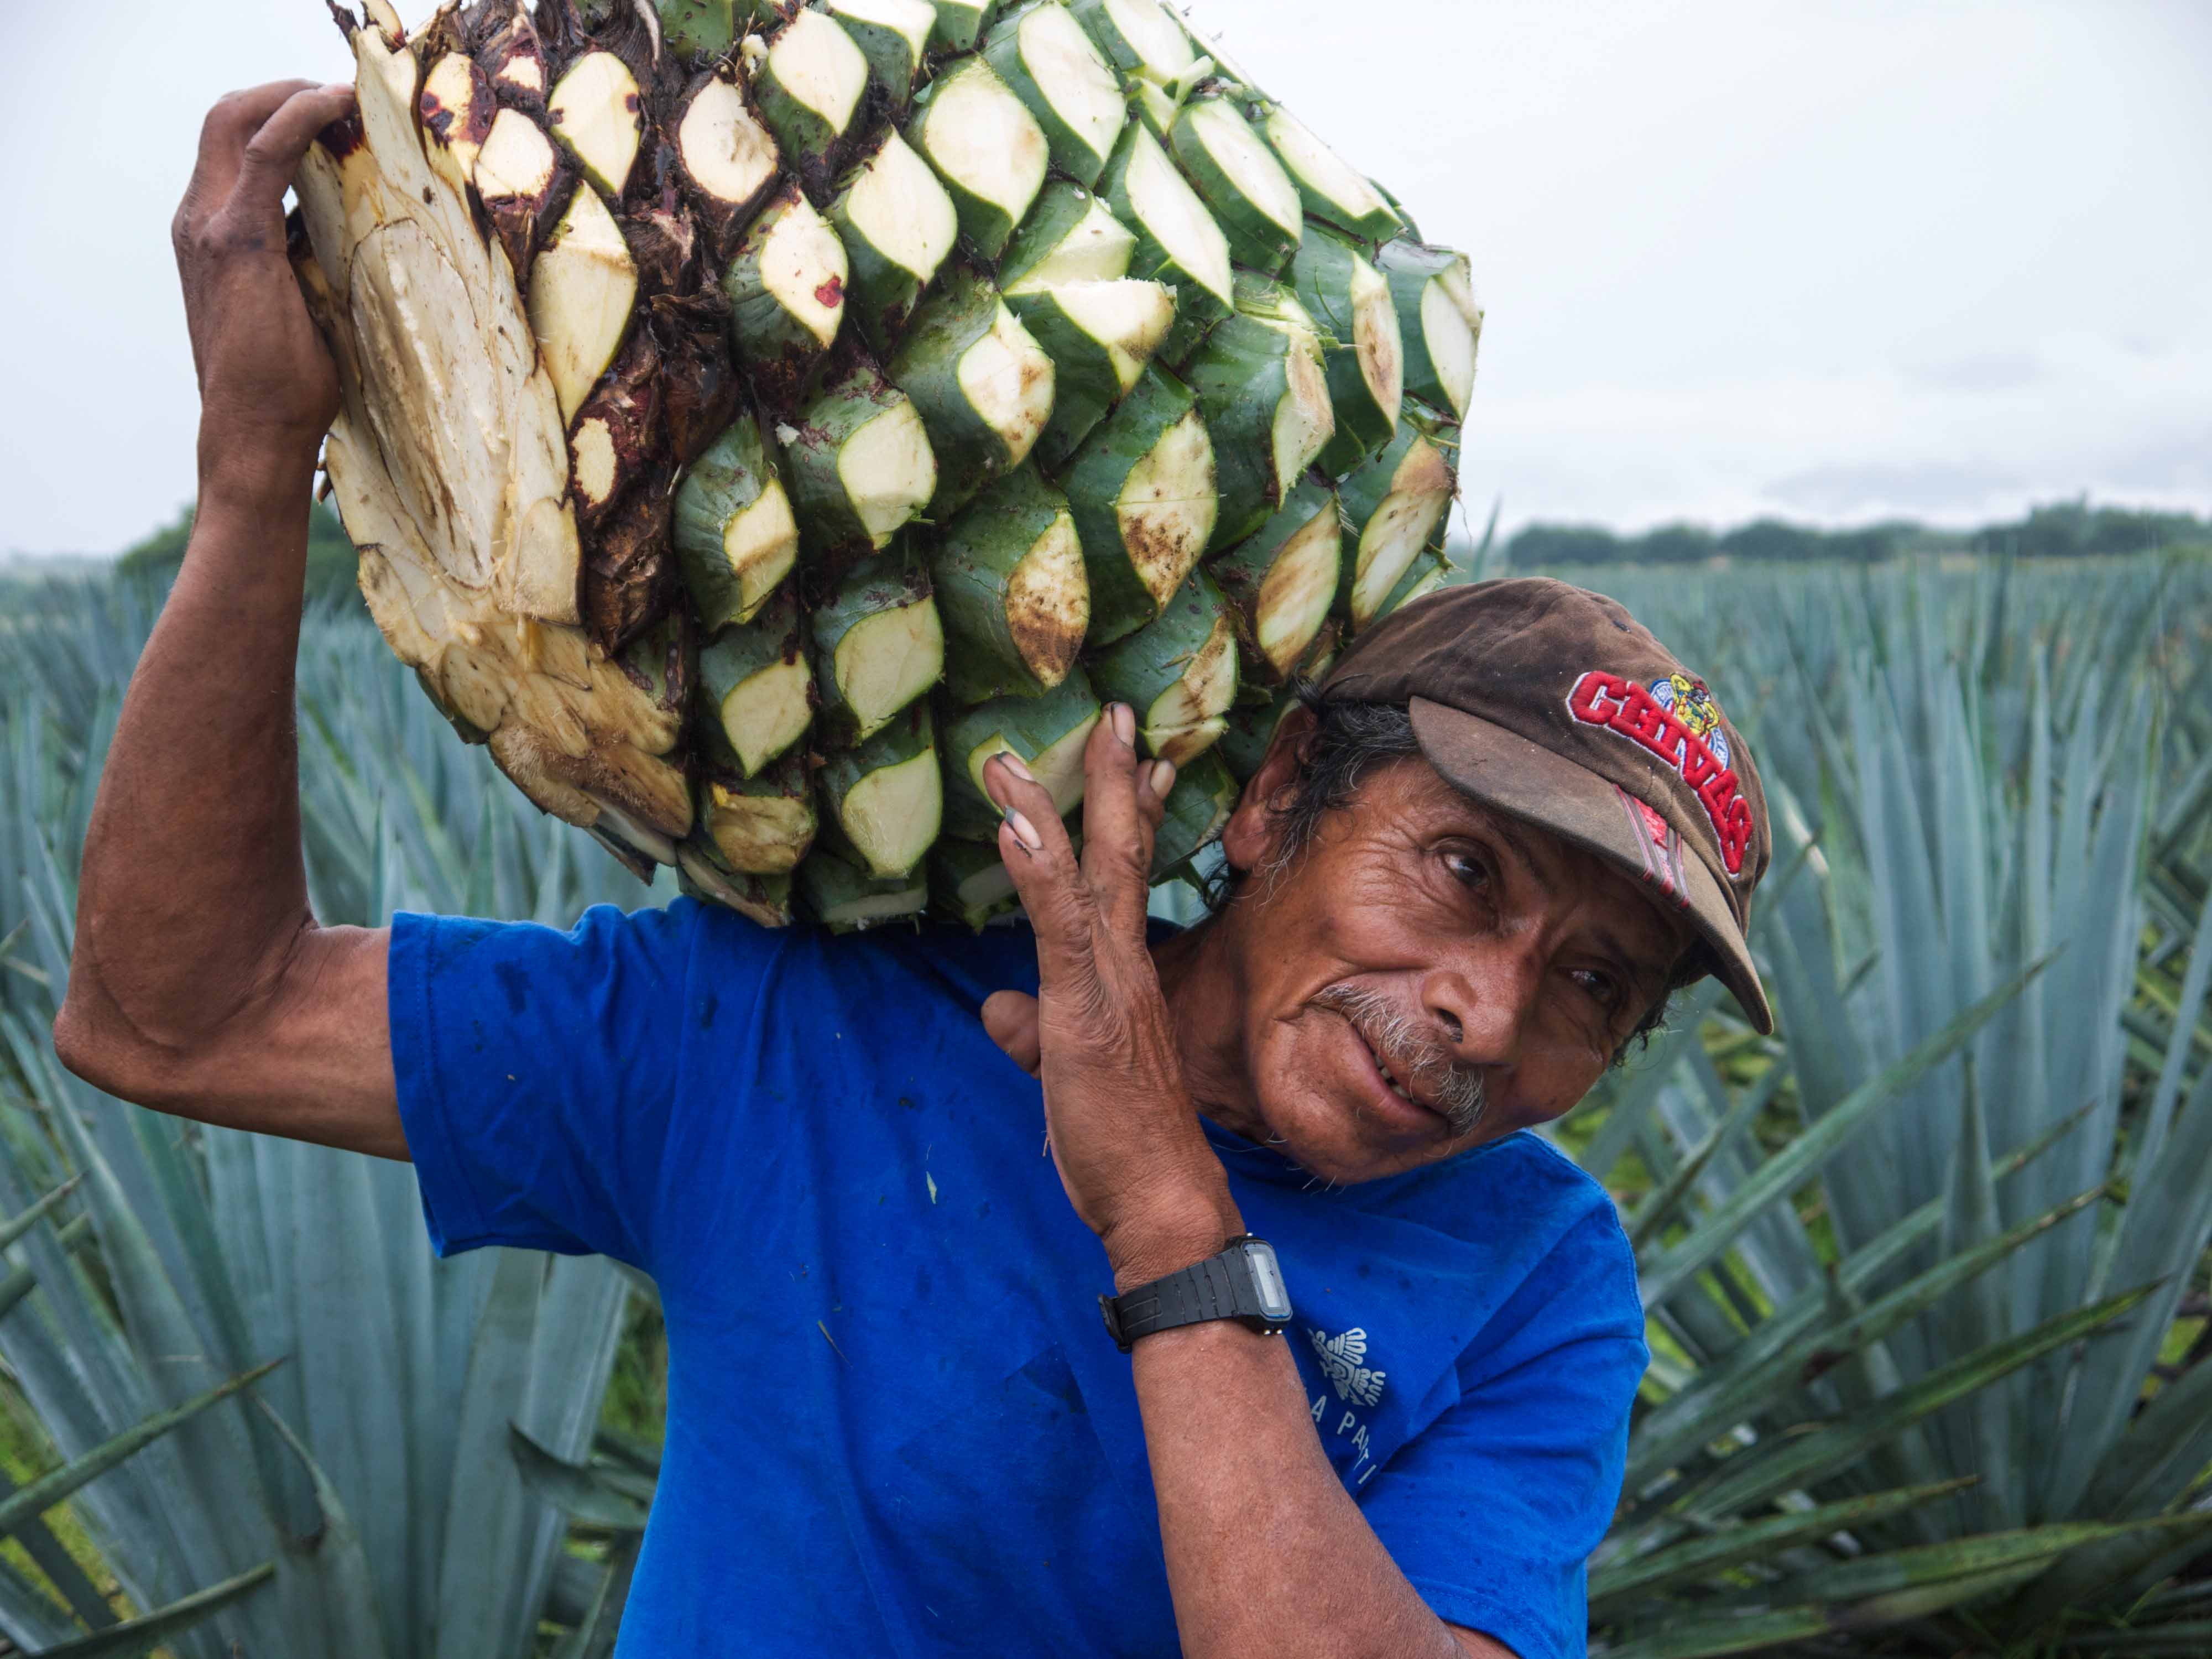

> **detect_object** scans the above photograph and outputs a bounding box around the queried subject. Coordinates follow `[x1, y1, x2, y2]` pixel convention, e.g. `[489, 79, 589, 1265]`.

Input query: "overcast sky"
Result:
[3, 0, 2206, 556]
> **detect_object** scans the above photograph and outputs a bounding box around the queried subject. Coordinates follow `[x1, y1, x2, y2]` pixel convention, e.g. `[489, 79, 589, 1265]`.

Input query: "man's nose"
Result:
[1422, 952, 1534, 1070]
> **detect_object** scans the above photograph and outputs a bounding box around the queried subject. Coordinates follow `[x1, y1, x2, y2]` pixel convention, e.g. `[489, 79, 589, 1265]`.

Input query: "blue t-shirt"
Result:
[389, 899, 1645, 1658]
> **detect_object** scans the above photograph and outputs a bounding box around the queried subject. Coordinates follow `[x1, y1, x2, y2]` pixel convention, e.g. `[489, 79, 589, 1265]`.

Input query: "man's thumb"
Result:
[981, 990, 1042, 1079]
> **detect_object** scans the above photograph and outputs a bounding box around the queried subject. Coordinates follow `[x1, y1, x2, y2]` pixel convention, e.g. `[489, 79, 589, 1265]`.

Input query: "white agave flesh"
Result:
[841, 749, 943, 875]
[1145, 613, 1237, 764]
[772, 9, 870, 134]
[678, 76, 779, 210]
[835, 599, 945, 732]
[1103, 0, 1200, 81]
[1003, 196, 1133, 293]
[1271, 330, 1335, 494]
[294, 22, 691, 844]
[473, 106, 558, 206]
[1118, 408, 1217, 606]
[547, 50, 643, 197]
[1349, 255, 1404, 428]
[1003, 514, 1089, 685]
[718, 658, 813, 776]
[528, 186, 638, 425]
[921, 63, 1048, 221]
[759, 192, 849, 349]
[1265, 106, 1397, 231]
[722, 482, 800, 622]
[955, 305, 1056, 468]
[839, 400, 937, 544]
[966, 712, 1098, 818]
[1123, 125, 1231, 307]
[1422, 263, 1481, 419]
[1254, 509, 1339, 675]
[1185, 100, 1302, 242]
[1050, 279, 1174, 393]
[846, 130, 957, 281]
[1019, 3, 1124, 159]
[419, 53, 490, 194]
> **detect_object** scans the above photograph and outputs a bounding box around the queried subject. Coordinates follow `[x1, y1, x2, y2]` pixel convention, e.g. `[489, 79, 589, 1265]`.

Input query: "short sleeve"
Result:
[387, 899, 758, 1272]
[1361, 1212, 1646, 1659]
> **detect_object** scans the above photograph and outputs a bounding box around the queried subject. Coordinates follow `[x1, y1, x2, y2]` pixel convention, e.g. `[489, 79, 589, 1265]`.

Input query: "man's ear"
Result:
[1219, 702, 1316, 878]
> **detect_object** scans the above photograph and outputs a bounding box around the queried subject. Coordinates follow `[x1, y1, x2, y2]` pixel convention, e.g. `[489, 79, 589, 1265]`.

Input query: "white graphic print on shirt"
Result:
[1310, 1325, 1387, 1406]
[1307, 1325, 1389, 1488]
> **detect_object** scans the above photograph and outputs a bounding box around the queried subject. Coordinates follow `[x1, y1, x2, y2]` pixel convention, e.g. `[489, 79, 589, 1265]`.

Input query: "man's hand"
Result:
[979, 707, 1240, 1288]
[173, 79, 356, 491]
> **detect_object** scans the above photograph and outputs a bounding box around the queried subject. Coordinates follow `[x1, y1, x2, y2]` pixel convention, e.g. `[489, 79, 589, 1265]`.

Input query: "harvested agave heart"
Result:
[294, 0, 1478, 931]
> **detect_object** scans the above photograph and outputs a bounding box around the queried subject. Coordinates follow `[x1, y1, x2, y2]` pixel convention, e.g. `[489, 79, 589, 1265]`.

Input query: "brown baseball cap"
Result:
[1321, 576, 1774, 1034]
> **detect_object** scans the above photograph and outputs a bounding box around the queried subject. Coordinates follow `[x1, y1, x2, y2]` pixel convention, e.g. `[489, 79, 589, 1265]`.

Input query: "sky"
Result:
[2, 0, 2206, 556]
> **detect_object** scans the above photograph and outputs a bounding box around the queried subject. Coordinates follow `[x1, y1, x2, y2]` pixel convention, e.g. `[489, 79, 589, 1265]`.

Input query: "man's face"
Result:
[1202, 732, 1694, 1186]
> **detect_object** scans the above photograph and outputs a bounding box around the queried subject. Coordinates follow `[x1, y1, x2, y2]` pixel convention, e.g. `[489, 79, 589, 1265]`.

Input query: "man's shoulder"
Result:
[687, 900, 1044, 1009]
[1365, 1131, 1641, 1329]
[402, 899, 1045, 1031]
[1387, 1128, 1621, 1238]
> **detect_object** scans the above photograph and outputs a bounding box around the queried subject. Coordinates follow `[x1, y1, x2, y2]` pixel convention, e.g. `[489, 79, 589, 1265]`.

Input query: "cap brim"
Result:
[1408, 696, 1775, 1035]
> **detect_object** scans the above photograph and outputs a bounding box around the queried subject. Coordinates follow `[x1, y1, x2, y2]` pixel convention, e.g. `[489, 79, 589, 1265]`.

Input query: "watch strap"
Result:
[1099, 1236, 1284, 1353]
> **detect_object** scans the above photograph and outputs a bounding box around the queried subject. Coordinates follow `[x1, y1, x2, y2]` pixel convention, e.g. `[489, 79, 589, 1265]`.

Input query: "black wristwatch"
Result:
[1098, 1235, 1293, 1353]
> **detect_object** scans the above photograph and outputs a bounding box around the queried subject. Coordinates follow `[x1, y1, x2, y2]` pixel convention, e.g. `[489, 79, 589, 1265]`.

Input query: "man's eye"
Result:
[1573, 968, 1623, 1010]
[1444, 851, 1490, 889]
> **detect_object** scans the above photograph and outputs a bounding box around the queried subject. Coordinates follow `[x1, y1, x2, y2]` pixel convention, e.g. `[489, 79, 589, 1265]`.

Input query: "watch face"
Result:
[1240, 1241, 1293, 1322]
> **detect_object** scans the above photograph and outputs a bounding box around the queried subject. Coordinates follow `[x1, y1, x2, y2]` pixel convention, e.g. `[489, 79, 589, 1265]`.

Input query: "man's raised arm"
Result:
[54, 79, 406, 1164]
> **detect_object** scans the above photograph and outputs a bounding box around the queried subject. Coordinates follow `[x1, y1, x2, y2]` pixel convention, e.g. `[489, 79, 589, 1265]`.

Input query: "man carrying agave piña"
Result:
[60, 80, 1775, 1659]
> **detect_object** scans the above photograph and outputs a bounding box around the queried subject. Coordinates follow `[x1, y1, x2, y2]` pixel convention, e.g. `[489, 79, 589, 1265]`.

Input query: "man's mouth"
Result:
[1344, 1019, 1461, 1136]
[1311, 983, 1488, 1138]
[1358, 1026, 1430, 1112]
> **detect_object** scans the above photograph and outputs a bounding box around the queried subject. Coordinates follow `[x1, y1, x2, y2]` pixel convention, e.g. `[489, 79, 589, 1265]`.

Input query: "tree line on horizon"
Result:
[1502, 497, 2210, 569]
[94, 495, 2211, 607]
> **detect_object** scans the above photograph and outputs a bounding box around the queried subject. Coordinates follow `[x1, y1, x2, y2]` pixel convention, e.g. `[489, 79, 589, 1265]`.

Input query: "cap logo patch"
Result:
[1567, 671, 1755, 877]
[1650, 673, 1730, 767]
[1614, 787, 1693, 910]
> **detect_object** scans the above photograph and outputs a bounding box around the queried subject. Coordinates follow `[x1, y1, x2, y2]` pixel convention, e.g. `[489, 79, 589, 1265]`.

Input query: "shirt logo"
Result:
[1309, 1326, 1387, 1407]
[1566, 670, 1755, 877]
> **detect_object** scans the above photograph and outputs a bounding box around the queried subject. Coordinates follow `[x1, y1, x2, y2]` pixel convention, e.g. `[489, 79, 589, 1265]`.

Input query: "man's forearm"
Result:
[1122, 1225, 1488, 1659]
[60, 443, 318, 1066]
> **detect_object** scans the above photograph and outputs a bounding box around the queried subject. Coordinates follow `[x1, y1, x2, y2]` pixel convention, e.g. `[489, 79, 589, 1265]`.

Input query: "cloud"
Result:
[1901, 353, 2049, 394]
[1766, 461, 2030, 519]
[3, 0, 2208, 553]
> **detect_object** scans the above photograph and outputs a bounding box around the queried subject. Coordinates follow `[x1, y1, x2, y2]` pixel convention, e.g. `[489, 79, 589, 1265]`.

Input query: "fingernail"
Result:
[1111, 702, 1136, 747]
[995, 750, 1035, 784]
[1003, 807, 1044, 854]
[1150, 759, 1176, 797]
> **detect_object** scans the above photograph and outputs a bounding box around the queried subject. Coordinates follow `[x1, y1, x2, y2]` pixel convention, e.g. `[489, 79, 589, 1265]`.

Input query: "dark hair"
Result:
[1204, 679, 1687, 1064]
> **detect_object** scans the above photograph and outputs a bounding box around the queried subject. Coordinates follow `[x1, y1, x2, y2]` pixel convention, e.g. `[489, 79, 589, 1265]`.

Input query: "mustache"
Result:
[1312, 983, 1487, 1137]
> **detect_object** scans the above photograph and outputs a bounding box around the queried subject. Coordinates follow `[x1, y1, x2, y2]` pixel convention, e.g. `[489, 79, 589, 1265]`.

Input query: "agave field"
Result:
[0, 573, 662, 1657]
[2, 543, 2210, 1655]
[1562, 553, 2212, 1656]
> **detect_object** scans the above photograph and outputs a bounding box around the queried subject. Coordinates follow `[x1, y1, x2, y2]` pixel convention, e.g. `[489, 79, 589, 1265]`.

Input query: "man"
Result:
[56, 82, 1773, 1659]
